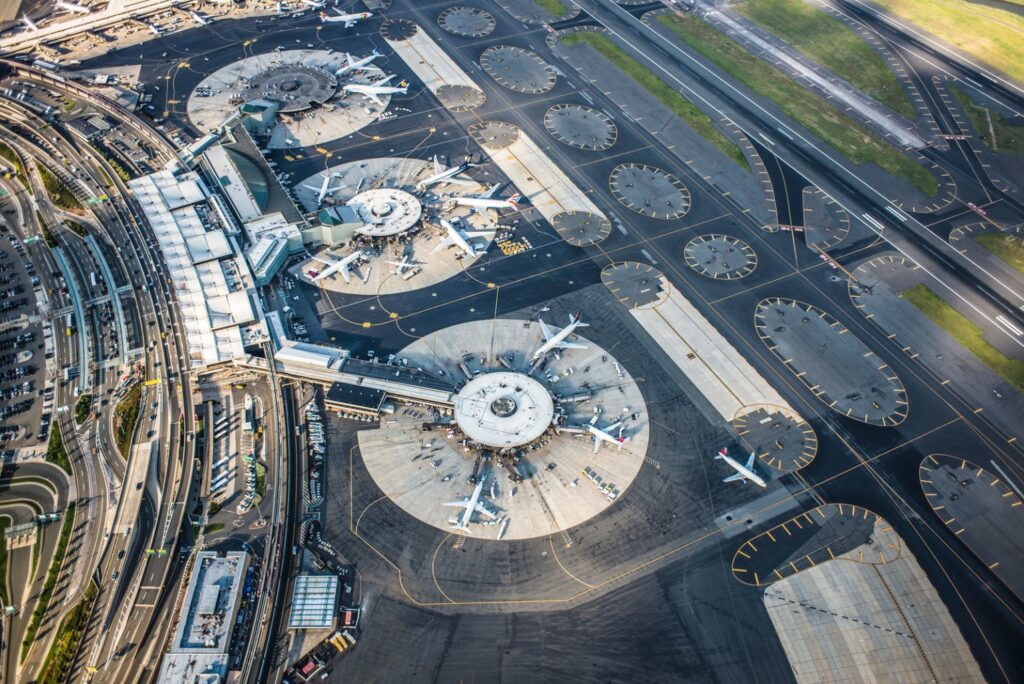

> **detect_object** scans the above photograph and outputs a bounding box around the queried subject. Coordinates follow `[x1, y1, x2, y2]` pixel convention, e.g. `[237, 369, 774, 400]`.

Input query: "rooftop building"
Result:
[288, 574, 340, 630]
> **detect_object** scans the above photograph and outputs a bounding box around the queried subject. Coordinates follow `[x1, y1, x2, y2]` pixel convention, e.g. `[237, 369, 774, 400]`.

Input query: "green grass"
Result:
[950, 86, 1024, 157]
[902, 284, 1024, 390]
[657, 14, 938, 195]
[22, 502, 77, 662]
[65, 219, 87, 238]
[113, 383, 142, 461]
[533, 0, 568, 17]
[74, 393, 92, 426]
[0, 141, 25, 181]
[202, 523, 225, 535]
[974, 232, 1024, 274]
[0, 517, 10, 608]
[46, 424, 72, 475]
[737, 0, 915, 118]
[561, 32, 749, 169]
[40, 222, 57, 249]
[36, 582, 96, 684]
[869, 0, 1024, 83]
[254, 462, 267, 505]
[37, 164, 82, 213]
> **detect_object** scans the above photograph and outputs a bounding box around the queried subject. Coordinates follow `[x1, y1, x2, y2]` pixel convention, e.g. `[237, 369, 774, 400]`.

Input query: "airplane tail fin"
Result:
[715, 447, 727, 460]
[507, 193, 521, 208]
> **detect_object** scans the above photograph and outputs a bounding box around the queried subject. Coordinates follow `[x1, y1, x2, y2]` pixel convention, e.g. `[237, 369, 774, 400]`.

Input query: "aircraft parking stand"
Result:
[385, 23, 486, 111]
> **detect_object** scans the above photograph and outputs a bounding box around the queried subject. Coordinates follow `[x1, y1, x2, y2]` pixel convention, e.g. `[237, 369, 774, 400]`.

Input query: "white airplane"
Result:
[452, 184, 522, 213]
[386, 254, 420, 275]
[586, 411, 628, 453]
[335, 49, 382, 77]
[276, 1, 285, 13]
[532, 311, 588, 360]
[21, 15, 39, 33]
[190, 11, 209, 26]
[56, 0, 91, 14]
[148, 23, 162, 36]
[716, 447, 767, 488]
[319, 9, 372, 27]
[443, 479, 496, 534]
[431, 218, 491, 258]
[416, 155, 475, 191]
[302, 173, 346, 206]
[301, 0, 325, 8]
[342, 74, 407, 107]
[307, 250, 364, 284]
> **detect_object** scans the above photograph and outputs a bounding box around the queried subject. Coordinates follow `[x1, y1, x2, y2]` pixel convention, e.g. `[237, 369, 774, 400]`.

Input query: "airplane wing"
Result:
[745, 453, 757, 470]
[723, 473, 746, 483]
[364, 91, 384, 107]
[340, 264, 351, 284]
[462, 230, 493, 238]
[442, 500, 468, 508]
[473, 504, 497, 520]
[482, 184, 501, 199]
[345, 53, 355, 67]
[559, 342, 587, 350]
[344, 19, 356, 27]
[538, 319, 554, 341]
[376, 74, 396, 86]
[592, 437, 601, 454]
[431, 237, 455, 254]
[605, 420, 623, 433]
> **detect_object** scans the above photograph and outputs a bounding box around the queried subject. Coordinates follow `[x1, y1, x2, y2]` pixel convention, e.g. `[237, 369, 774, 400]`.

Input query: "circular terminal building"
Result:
[347, 188, 423, 238]
[356, 318, 650, 540]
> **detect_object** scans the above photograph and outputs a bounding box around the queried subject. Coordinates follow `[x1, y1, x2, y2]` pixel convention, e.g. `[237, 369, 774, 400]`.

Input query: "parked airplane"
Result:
[431, 218, 491, 258]
[319, 9, 372, 27]
[300, 0, 325, 8]
[190, 11, 210, 26]
[716, 447, 767, 487]
[148, 23, 162, 36]
[532, 312, 588, 360]
[443, 478, 496, 534]
[586, 410, 627, 453]
[302, 173, 346, 206]
[416, 155, 475, 191]
[386, 254, 420, 275]
[335, 49, 382, 76]
[56, 0, 91, 14]
[307, 250, 364, 284]
[451, 184, 522, 213]
[342, 74, 408, 107]
[20, 15, 39, 32]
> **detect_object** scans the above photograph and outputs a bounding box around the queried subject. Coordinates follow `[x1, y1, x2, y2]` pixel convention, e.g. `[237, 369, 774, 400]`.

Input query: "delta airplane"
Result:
[716, 448, 767, 488]
[416, 155, 476, 190]
[443, 479, 496, 534]
[451, 184, 522, 214]
[386, 254, 420, 275]
[586, 410, 628, 453]
[307, 250, 364, 284]
[190, 11, 210, 26]
[431, 218, 491, 258]
[21, 15, 39, 33]
[532, 312, 588, 360]
[335, 49, 382, 77]
[302, 173, 346, 206]
[342, 74, 408, 107]
[319, 9, 372, 27]
[56, 0, 91, 14]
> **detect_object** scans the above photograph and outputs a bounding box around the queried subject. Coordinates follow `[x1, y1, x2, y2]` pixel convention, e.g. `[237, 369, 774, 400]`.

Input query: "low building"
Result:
[325, 382, 386, 417]
[288, 574, 340, 630]
[158, 551, 250, 683]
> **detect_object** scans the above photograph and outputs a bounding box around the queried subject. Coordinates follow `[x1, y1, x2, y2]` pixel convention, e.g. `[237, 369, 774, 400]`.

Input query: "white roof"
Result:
[275, 342, 340, 369]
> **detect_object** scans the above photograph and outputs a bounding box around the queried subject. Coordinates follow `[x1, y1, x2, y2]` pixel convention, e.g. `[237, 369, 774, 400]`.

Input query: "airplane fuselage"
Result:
[533, 314, 585, 359]
[717, 450, 767, 487]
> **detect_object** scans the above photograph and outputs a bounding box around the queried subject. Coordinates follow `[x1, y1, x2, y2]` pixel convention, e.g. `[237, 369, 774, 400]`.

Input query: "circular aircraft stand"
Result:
[468, 120, 520, 150]
[544, 104, 617, 151]
[435, 84, 487, 111]
[480, 45, 557, 94]
[732, 404, 818, 472]
[356, 318, 650, 540]
[601, 262, 670, 309]
[552, 211, 612, 247]
[609, 163, 691, 220]
[438, 5, 496, 37]
[684, 233, 757, 280]
[380, 18, 418, 40]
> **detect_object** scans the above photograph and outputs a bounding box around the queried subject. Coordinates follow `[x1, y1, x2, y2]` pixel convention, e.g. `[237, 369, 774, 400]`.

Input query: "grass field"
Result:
[114, 383, 142, 460]
[533, 0, 568, 17]
[37, 164, 82, 213]
[561, 32, 749, 169]
[203, 523, 225, 535]
[74, 393, 92, 426]
[902, 284, 1024, 389]
[869, 0, 1024, 84]
[46, 424, 72, 475]
[737, 0, 915, 118]
[657, 13, 937, 195]
[974, 232, 1024, 274]
[22, 502, 77, 662]
[37, 582, 96, 684]
[950, 86, 1024, 157]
